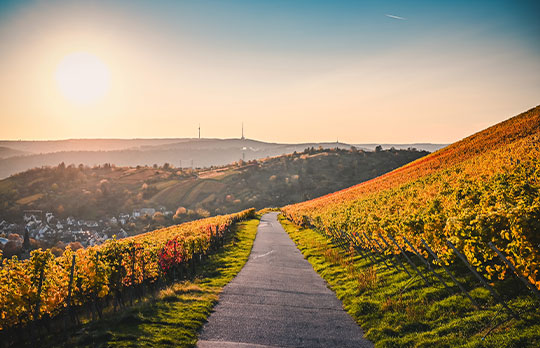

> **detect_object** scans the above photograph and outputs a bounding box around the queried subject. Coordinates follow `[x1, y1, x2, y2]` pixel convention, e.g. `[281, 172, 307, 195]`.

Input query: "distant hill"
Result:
[0, 147, 428, 222]
[0, 146, 28, 159]
[0, 138, 446, 179]
[0, 138, 185, 153]
[354, 143, 447, 152]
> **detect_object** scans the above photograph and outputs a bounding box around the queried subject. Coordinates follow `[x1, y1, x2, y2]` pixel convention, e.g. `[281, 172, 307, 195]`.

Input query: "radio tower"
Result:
[198, 124, 201, 139]
[241, 122, 246, 162]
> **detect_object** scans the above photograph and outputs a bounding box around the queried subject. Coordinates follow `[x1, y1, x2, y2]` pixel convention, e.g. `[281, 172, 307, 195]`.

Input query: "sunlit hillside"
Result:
[0, 208, 255, 332]
[0, 147, 427, 222]
[283, 105, 540, 288]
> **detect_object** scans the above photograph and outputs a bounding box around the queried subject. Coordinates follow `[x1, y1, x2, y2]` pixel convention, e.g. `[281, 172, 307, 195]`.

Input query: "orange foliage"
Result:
[283, 106, 540, 289]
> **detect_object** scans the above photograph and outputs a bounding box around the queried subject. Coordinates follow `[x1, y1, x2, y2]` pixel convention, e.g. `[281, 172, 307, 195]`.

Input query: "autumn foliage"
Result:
[0, 208, 255, 331]
[283, 106, 540, 290]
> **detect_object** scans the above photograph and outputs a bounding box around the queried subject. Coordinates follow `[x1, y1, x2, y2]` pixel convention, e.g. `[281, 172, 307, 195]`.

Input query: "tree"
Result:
[3, 241, 21, 258]
[51, 247, 63, 257]
[195, 208, 210, 218]
[375, 145, 383, 152]
[152, 212, 165, 224]
[175, 207, 187, 215]
[23, 228, 30, 251]
[68, 242, 83, 251]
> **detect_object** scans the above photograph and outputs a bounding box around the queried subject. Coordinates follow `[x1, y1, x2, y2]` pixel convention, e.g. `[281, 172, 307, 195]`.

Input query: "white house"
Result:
[140, 208, 156, 216]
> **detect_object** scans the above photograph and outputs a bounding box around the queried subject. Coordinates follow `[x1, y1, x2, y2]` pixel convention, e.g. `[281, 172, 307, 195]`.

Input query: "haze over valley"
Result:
[0, 137, 445, 178]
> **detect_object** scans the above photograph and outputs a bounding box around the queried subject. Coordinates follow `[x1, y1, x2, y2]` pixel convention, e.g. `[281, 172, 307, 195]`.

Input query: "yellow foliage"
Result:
[283, 106, 540, 290]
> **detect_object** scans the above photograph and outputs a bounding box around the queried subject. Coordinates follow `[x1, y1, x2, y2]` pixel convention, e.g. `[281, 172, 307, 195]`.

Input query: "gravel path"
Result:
[197, 212, 373, 348]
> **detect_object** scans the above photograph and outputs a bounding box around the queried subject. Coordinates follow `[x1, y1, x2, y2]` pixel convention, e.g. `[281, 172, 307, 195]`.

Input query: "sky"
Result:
[0, 0, 539, 144]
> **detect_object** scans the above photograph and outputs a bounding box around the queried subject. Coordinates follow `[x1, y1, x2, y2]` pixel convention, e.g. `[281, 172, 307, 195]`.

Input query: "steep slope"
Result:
[283, 105, 540, 288]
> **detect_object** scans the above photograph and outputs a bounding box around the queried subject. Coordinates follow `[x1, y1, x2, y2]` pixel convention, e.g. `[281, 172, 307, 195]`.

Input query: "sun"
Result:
[55, 52, 111, 104]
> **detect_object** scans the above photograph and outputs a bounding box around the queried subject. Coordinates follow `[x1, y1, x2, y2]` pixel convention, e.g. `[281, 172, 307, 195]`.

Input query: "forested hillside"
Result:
[0, 138, 445, 179]
[0, 147, 428, 222]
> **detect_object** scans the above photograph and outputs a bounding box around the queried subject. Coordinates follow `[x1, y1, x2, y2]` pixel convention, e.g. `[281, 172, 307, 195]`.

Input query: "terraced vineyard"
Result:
[283, 106, 540, 291]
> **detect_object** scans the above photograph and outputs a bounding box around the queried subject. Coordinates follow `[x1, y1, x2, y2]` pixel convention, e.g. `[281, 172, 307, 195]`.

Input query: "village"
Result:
[0, 207, 174, 258]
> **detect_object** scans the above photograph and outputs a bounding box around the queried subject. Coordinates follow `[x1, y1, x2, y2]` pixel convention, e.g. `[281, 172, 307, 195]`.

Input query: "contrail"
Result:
[385, 14, 406, 20]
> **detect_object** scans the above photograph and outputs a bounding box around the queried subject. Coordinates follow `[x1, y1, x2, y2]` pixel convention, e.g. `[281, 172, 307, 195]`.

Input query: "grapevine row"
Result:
[283, 107, 540, 291]
[0, 208, 255, 331]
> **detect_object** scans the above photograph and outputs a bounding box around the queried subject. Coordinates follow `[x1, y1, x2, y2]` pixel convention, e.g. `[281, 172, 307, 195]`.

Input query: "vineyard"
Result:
[0, 208, 255, 335]
[282, 106, 540, 293]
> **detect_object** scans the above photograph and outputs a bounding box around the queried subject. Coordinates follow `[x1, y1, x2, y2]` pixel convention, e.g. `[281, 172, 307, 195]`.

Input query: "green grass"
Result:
[278, 215, 540, 348]
[41, 218, 260, 348]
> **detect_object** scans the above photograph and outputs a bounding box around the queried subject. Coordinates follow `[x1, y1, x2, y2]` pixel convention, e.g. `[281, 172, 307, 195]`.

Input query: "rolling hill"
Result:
[0, 138, 445, 179]
[0, 147, 428, 223]
[0, 146, 28, 159]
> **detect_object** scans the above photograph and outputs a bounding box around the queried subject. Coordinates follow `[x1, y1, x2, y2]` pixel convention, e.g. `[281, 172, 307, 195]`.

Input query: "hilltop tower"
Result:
[241, 123, 246, 162]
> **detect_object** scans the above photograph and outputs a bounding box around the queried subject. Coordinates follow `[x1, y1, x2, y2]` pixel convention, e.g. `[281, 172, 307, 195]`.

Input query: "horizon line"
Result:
[0, 137, 449, 145]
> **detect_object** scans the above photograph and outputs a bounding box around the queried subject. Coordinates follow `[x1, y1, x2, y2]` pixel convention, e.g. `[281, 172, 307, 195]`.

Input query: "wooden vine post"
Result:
[34, 268, 45, 321]
[191, 240, 196, 275]
[347, 232, 369, 261]
[141, 249, 146, 297]
[371, 234, 400, 272]
[65, 254, 77, 327]
[488, 242, 540, 302]
[130, 247, 136, 306]
[420, 238, 479, 309]
[93, 251, 103, 320]
[386, 234, 430, 286]
[363, 232, 391, 270]
[402, 235, 450, 290]
[379, 233, 412, 277]
[358, 234, 379, 266]
[446, 240, 518, 320]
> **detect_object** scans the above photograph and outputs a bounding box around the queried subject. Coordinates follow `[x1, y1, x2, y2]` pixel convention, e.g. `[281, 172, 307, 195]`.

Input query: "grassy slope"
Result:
[279, 216, 540, 348]
[41, 217, 260, 348]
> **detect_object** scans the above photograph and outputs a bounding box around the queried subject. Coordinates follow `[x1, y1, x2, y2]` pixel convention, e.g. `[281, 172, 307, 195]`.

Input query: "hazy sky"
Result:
[1, 0, 539, 143]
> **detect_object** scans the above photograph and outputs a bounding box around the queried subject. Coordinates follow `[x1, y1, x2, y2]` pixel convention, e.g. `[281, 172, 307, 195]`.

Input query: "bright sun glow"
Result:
[55, 52, 111, 104]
